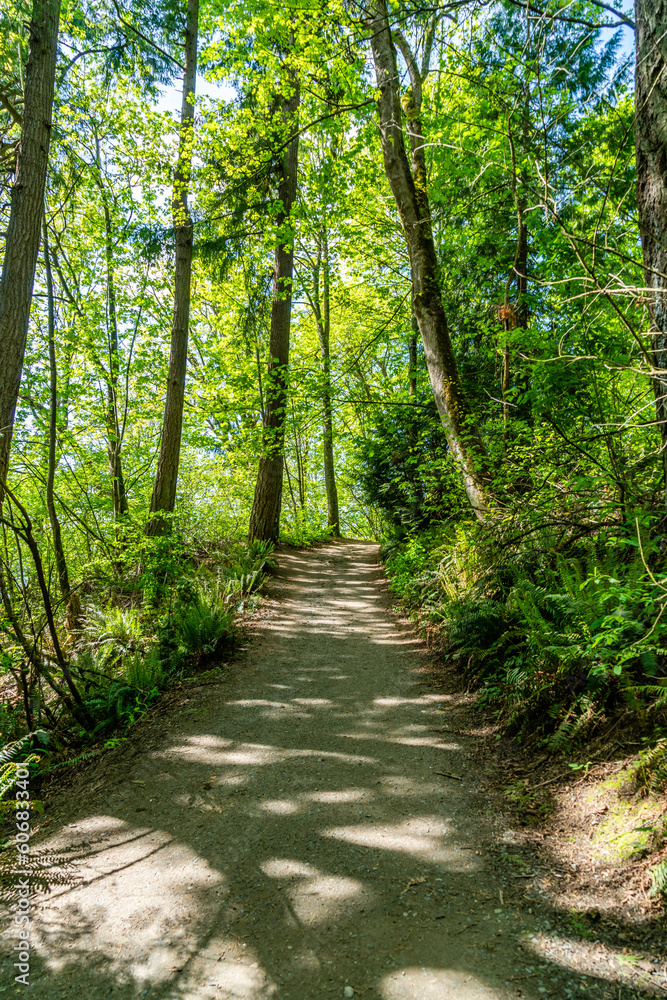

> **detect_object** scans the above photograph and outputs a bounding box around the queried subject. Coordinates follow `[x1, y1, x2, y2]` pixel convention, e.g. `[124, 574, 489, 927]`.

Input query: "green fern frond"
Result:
[649, 858, 667, 899]
[627, 685, 667, 709]
[174, 598, 234, 660]
[638, 739, 667, 792]
[0, 734, 33, 766]
[0, 734, 46, 804]
[547, 697, 598, 750]
[123, 648, 163, 691]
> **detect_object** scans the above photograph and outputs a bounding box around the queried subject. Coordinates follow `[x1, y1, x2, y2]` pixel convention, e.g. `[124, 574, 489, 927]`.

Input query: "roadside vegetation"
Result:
[0, 534, 276, 817]
[1, 0, 667, 909]
[369, 414, 667, 898]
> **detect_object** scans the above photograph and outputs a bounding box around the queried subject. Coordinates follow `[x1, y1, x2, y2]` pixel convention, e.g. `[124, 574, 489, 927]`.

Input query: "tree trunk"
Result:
[292, 415, 306, 509]
[43, 219, 71, 603]
[102, 200, 129, 521]
[319, 231, 340, 534]
[248, 72, 300, 542]
[514, 209, 529, 330]
[0, 0, 61, 498]
[147, 0, 199, 535]
[407, 298, 425, 518]
[310, 228, 341, 536]
[409, 306, 418, 396]
[369, 3, 493, 520]
[502, 207, 530, 423]
[283, 456, 300, 521]
[635, 0, 667, 502]
[513, 213, 532, 424]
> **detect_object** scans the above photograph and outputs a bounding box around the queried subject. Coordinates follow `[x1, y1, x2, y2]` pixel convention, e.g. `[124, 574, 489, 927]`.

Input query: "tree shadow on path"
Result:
[0, 542, 659, 1000]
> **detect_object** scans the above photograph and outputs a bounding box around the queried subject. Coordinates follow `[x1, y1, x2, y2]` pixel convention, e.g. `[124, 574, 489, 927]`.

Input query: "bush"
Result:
[123, 648, 164, 691]
[172, 598, 234, 668]
[84, 681, 147, 735]
[383, 524, 667, 747]
[638, 738, 667, 793]
[355, 398, 468, 533]
[80, 606, 145, 669]
[0, 530, 271, 764]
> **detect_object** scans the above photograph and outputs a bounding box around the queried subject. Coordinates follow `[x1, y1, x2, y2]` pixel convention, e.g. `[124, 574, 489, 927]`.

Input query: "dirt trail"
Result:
[0, 542, 631, 998]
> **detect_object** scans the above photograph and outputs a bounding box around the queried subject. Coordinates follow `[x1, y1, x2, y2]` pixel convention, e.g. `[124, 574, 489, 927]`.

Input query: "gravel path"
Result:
[0, 542, 638, 999]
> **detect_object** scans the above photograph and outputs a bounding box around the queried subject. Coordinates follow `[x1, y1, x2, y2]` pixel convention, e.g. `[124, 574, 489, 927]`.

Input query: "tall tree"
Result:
[501, 94, 531, 425]
[248, 68, 300, 542]
[148, 0, 199, 534]
[408, 307, 418, 397]
[367, 3, 494, 519]
[0, 0, 61, 497]
[635, 0, 667, 503]
[314, 228, 340, 537]
[98, 170, 130, 522]
[43, 218, 71, 602]
[299, 224, 341, 536]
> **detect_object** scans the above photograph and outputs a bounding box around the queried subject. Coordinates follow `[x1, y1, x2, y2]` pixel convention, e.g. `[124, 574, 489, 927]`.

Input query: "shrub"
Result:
[383, 525, 667, 747]
[84, 681, 141, 735]
[172, 598, 234, 667]
[123, 648, 164, 692]
[649, 858, 667, 901]
[638, 738, 667, 793]
[81, 606, 145, 668]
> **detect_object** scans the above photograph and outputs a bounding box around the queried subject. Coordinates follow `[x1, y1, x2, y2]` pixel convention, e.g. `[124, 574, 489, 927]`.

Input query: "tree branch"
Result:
[505, 0, 634, 30]
[111, 0, 185, 71]
[0, 88, 22, 126]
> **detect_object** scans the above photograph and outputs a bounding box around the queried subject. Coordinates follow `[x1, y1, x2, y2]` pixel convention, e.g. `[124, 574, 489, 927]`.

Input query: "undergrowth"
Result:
[382, 520, 667, 898]
[0, 534, 276, 806]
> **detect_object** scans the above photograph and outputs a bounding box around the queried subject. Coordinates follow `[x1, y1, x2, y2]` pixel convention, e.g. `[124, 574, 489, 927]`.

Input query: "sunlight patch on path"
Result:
[382, 968, 503, 999]
[322, 817, 480, 869]
[161, 933, 277, 1000]
[259, 857, 370, 925]
[160, 738, 378, 768]
[522, 930, 664, 993]
[29, 818, 224, 989]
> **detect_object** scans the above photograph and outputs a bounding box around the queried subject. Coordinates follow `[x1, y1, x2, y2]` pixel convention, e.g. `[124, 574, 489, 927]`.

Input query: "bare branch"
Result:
[0, 88, 22, 126]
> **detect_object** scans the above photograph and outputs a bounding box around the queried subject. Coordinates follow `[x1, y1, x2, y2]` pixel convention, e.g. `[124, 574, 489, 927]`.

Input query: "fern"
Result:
[387, 524, 667, 743]
[638, 739, 667, 792]
[627, 685, 667, 711]
[82, 680, 139, 733]
[512, 582, 553, 636]
[123, 648, 163, 691]
[81, 606, 144, 666]
[247, 539, 277, 572]
[0, 733, 51, 809]
[556, 555, 586, 603]
[447, 598, 512, 650]
[547, 697, 599, 750]
[648, 858, 667, 899]
[174, 598, 234, 662]
[43, 747, 106, 771]
[0, 733, 41, 766]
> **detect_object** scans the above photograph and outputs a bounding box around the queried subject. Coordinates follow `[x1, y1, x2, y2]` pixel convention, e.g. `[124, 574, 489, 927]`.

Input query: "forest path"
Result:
[2, 541, 589, 999]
